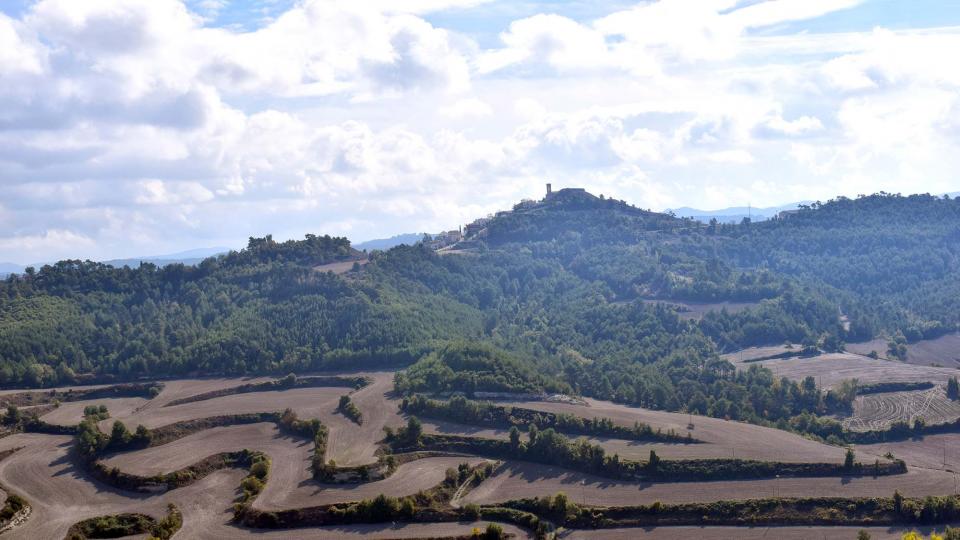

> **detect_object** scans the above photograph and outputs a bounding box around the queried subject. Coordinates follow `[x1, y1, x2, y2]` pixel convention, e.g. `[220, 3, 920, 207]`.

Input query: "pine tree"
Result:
[947, 377, 959, 401]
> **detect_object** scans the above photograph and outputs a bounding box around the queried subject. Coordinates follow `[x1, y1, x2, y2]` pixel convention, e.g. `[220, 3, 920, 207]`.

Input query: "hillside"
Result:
[1, 190, 959, 440]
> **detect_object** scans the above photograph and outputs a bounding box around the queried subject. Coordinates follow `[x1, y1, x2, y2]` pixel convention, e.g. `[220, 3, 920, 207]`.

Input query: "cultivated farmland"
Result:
[848, 334, 960, 367]
[843, 385, 960, 431]
[0, 371, 955, 539]
[729, 352, 959, 388]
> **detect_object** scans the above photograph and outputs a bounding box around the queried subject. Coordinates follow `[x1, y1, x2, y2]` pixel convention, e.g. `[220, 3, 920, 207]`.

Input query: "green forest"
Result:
[1, 189, 958, 438]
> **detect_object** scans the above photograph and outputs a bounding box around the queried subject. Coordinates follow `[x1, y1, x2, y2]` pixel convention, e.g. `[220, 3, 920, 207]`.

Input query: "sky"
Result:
[2, 0, 960, 264]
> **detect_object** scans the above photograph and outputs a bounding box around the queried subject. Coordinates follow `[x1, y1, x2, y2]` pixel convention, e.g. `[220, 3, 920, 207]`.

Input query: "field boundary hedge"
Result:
[390, 430, 905, 482]
[164, 375, 369, 407]
[402, 394, 696, 443]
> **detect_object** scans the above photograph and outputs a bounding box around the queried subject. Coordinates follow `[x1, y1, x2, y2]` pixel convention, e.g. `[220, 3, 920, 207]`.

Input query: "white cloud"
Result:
[757, 113, 824, 137]
[0, 229, 95, 254]
[706, 149, 755, 164]
[440, 98, 493, 119]
[477, 14, 617, 74]
[1, 0, 960, 262]
[135, 180, 215, 205]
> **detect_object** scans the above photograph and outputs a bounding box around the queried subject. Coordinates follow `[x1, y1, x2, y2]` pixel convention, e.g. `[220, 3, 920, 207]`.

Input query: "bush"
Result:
[483, 523, 505, 539]
[463, 503, 481, 520]
[250, 461, 269, 480]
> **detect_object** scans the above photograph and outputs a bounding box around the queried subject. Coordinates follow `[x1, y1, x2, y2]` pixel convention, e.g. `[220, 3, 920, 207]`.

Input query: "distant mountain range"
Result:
[668, 202, 812, 224]
[672, 192, 960, 224]
[353, 233, 424, 251]
[0, 246, 231, 277]
[101, 246, 231, 269]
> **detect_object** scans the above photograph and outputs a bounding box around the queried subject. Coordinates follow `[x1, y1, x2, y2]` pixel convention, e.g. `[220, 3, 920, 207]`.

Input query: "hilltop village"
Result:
[425, 184, 591, 250]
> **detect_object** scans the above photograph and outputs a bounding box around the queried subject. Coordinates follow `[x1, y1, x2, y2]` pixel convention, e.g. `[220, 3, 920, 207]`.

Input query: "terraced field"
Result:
[462, 461, 954, 506]
[493, 397, 877, 463]
[565, 525, 955, 539]
[0, 373, 955, 539]
[844, 385, 960, 431]
[848, 334, 960, 367]
[860, 433, 960, 471]
[729, 352, 959, 388]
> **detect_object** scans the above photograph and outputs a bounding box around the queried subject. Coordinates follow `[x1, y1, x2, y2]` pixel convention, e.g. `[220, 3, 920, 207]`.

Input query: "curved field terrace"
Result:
[0, 372, 955, 539]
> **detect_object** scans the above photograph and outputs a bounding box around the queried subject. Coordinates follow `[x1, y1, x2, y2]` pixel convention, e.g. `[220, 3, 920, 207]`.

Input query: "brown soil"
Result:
[848, 334, 960, 368]
[562, 525, 957, 539]
[731, 352, 959, 388]
[860, 433, 960, 472]
[462, 461, 954, 507]
[492, 397, 881, 463]
[255, 456, 489, 511]
[39, 397, 148, 426]
[843, 386, 960, 431]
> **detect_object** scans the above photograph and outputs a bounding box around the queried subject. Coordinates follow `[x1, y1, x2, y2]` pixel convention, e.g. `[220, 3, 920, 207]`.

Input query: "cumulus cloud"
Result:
[0, 0, 958, 263]
[440, 98, 493, 119]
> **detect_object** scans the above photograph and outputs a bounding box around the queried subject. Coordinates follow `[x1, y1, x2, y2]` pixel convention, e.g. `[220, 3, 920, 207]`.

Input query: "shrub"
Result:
[484, 523, 505, 540]
[250, 461, 269, 480]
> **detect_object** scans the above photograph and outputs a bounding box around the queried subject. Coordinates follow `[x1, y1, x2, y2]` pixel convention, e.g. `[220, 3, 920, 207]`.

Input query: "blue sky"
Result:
[1, 0, 960, 263]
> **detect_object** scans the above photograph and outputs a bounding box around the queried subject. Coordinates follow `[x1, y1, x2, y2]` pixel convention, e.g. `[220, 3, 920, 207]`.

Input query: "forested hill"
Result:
[0, 191, 958, 434]
[481, 188, 691, 246]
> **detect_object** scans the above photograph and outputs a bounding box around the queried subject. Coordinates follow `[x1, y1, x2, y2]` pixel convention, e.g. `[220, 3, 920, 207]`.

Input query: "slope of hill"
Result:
[1, 190, 959, 447]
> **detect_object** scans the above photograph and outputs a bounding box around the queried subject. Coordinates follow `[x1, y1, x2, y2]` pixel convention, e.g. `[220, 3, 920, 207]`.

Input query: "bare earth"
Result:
[0, 433, 171, 539]
[720, 344, 798, 363]
[848, 334, 960, 367]
[463, 461, 955, 507]
[420, 418, 761, 462]
[39, 396, 148, 426]
[562, 525, 960, 539]
[860, 433, 960, 472]
[314, 258, 368, 274]
[5, 372, 957, 539]
[843, 385, 960, 431]
[494, 397, 882, 463]
[100, 422, 305, 475]
[104, 386, 348, 429]
[257, 456, 490, 510]
[731, 352, 960, 388]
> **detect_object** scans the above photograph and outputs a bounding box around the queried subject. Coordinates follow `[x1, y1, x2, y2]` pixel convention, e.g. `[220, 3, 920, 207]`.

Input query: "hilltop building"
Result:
[457, 183, 591, 242]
